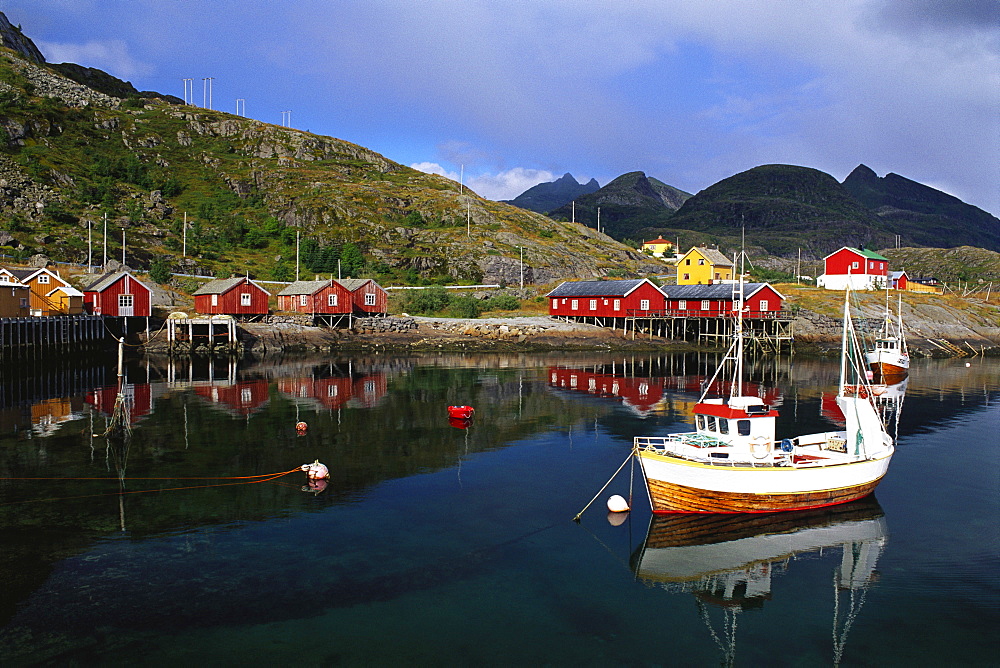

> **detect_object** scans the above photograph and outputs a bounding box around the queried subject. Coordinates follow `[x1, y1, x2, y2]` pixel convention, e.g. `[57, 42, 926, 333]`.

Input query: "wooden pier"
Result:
[165, 315, 241, 355]
[0, 315, 107, 359]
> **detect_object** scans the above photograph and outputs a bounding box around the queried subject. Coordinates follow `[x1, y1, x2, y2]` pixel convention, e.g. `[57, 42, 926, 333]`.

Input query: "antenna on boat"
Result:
[733, 228, 746, 399]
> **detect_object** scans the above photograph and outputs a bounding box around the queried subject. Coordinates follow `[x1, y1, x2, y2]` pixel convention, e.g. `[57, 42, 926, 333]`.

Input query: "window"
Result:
[851, 261, 859, 269]
[241, 388, 252, 402]
[707, 416, 717, 432]
[552, 300, 558, 310]
[589, 299, 597, 310]
[737, 420, 751, 436]
[613, 299, 620, 311]
[571, 299, 578, 310]
[328, 385, 339, 397]
[211, 294, 218, 306]
[300, 295, 308, 306]
[364, 293, 376, 306]
[760, 299, 769, 311]
[696, 415, 706, 430]
[719, 418, 729, 435]
[640, 299, 650, 310]
[678, 300, 687, 310]
[19, 298, 27, 308]
[683, 273, 690, 280]
[698, 258, 705, 265]
[328, 294, 337, 307]
[701, 300, 710, 310]
[37, 274, 49, 284]
[240, 293, 252, 306]
[685, 259, 691, 265]
[118, 294, 133, 308]
[715, 272, 720, 280]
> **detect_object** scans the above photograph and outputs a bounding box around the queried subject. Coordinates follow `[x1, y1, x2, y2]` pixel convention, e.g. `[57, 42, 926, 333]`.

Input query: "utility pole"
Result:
[182, 211, 187, 257]
[202, 78, 208, 107]
[459, 164, 464, 194]
[519, 246, 524, 289]
[103, 212, 108, 268]
[87, 219, 92, 271]
[121, 227, 126, 267]
[597, 207, 601, 234]
[571, 201, 575, 224]
[797, 248, 801, 285]
[182, 78, 193, 104]
[296, 230, 300, 280]
[236, 98, 245, 116]
[466, 200, 471, 237]
[281, 110, 292, 127]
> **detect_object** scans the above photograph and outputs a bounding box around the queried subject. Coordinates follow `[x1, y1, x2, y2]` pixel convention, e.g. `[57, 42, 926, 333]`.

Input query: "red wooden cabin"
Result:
[661, 283, 784, 318]
[547, 278, 666, 319]
[83, 271, 152, 317]
[338, 278, 388, 316]
[276, 279, 353, 315]
[817, 247, 889, 290]
[889, 270, 908, 290]
[193, 277, 270, 318]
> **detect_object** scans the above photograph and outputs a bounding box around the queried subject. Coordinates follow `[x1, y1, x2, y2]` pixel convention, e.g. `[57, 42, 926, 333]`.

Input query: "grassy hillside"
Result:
[880, 246, 1000, 285]
[0, 48, 661, 285]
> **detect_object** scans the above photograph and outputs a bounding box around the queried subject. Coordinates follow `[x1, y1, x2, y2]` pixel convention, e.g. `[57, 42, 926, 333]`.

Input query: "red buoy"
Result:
[296, 421, 308, 432]
[447, 405, 475, 420]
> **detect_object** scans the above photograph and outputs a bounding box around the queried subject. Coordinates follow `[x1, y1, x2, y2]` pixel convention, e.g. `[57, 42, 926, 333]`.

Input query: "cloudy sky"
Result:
[4, 1, 998, 215]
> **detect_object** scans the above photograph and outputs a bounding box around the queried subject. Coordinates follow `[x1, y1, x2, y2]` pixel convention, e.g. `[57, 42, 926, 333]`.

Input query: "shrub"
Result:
[484, 294, 520, 311]
[404, 285, 451, 314]
[149, 257, 172, 284]
[447, 295, 483, 318]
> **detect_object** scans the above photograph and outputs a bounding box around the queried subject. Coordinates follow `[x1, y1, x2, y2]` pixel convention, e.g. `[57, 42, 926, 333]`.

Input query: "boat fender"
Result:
[296, 421, 308, 432]
[607, 494, 630, 513]
[780, 439, 794, 453]
[751, 436, 772, 459]
[301, 459, 329, 480]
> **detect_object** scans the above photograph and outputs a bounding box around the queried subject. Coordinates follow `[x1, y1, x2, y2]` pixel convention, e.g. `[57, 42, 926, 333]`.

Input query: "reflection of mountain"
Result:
[632, 498, 886, 666]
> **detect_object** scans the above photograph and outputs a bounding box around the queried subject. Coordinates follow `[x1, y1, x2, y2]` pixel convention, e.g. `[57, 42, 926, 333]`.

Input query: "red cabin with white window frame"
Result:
[338, 278, 388, 316]
[817, 247, 889, 290]
[661, 283, 784, 318]
[83, 270, 152, 317]
[276, 279, 353, 314]
[193, 277, 270, 318]
[546, 278, 666, 318]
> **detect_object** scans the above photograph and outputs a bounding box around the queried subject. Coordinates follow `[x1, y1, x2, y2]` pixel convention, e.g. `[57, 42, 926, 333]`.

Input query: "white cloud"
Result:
[410, 163, 558, 201]
[37, 39, 153, 80]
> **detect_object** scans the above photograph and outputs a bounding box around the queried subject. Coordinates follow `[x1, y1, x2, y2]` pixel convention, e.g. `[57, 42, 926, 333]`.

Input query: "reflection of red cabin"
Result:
[278, 377, 355, 411]
[351, 374, 388, 408]
[83, 271, 152, 317]
[821, 392, 846, 425]
[662, 283, 784, 318]
[338, 279, 388, 316]
[276, 280, 353, 315]
[548, 367, 665, 416]
[85, 383, 153, 424]
[547, 278, 666, 317]
[194, 379, 270, 417]
[193, 277, 270, 317]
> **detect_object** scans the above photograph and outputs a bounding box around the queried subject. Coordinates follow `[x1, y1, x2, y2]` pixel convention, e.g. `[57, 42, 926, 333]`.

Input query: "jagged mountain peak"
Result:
[0, 12, 45, 64]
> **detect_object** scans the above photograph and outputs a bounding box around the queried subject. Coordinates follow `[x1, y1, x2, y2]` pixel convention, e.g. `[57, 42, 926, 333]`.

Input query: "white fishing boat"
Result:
[865, 293, 909, 380]
[633, 283, 894, 513]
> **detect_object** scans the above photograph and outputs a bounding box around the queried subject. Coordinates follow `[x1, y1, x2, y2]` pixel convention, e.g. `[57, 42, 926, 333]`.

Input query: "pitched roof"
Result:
[546, 278, 658, 298]
[338, 278, 378, 291]
[684, 247, 734, 267]
[193, 277, 266, 296]
[643, 238, 672, 245]
[889, 270, 908, 279]
[662, 282, 781, 300]
[46, 286, 83, 297]
[2, 267, 66, 284]
[823, 246, 890, 262]
[277, 280, 330, 296]
[83, 270, 150, 293]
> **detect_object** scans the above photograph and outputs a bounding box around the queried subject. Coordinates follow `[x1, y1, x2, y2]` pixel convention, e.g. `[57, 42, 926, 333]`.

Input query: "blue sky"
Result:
[4, 0, 998, 216]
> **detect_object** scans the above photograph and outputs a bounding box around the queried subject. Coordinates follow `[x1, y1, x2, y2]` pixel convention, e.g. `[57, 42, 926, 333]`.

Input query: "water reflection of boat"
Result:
[633, 290, 894, 513]
[632, 498, 887, 666]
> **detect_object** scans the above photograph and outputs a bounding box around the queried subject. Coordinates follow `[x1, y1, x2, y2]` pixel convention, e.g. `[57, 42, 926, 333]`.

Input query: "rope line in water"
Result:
[0, 468, 303, 507]
[0, 467, 303, 481]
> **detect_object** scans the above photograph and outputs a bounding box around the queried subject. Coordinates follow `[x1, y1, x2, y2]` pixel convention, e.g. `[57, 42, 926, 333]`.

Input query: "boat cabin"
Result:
[692, 396, 778, 454]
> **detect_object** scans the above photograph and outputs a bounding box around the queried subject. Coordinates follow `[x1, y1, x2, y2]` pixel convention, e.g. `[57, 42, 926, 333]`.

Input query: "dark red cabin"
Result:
[193, 277, 270, 318]
[661, 283, 784, 318]
[276, 279, 353, 314]
[547, 278, 666, 318]
[338, 278, 388, 316]
[83, 271, 152, 317]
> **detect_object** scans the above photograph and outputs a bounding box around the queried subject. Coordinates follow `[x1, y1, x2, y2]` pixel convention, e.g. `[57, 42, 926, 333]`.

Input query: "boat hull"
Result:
[638, 450, 891, 513]
[865, 351, 909, 381]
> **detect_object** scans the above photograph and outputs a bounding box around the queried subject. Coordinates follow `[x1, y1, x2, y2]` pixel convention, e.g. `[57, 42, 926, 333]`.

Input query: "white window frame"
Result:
[328, 294, 337, 307]
[364, 292, 376, 306]
[640, 299, 650, 311]
[240, 293, 252, 306]
[613, 299, 620, 311]
[760, 299, 769, 311]
[589, 299, 597, 310]
[851, 261, 859, 270]
[37, 274, 50, 284]
[300, 295, 308, 307]
[571, 299, 578, 310]
[701, 300, 710, 310]
[678, 300, 687, 310]
[211, 294, 218, 306]
[118, 294, 133, 308]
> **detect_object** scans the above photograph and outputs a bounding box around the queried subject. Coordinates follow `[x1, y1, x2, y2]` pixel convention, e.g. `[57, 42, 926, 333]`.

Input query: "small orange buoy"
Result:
[296, 421, 308, 432]
[447, 405, 475, 419]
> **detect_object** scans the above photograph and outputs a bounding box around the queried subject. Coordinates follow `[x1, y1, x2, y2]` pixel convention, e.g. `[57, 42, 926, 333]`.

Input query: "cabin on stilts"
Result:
[193, 277, 270, 321]
[276, 279, 354, 326]
[547, 278, 666, 331]
[338, 278, 389, 317]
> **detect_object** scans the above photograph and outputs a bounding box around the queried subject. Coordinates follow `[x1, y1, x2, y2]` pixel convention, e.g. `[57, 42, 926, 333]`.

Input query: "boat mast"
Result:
[839, 286, 850, 393]
[731, 230, 746, 399]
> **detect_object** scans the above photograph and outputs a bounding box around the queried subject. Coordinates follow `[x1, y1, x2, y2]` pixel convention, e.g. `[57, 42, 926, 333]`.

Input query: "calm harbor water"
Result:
[0, 352, 996, 666]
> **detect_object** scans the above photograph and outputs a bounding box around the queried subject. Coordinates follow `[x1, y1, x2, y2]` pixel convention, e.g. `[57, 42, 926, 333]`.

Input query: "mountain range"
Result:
[501, 172, 599, 213]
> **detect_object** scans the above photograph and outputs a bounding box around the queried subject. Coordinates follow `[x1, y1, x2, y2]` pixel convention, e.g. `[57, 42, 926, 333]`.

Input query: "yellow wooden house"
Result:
[641, 237, 675, 258]
[0, 267, 73, 315]
[676, 247, 734, 285]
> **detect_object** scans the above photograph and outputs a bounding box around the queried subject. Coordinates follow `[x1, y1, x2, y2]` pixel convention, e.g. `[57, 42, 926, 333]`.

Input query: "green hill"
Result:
[0, 23, 661, 286]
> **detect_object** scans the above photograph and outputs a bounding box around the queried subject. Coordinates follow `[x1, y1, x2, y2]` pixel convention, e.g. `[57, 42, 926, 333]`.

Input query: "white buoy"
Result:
[965, 362, 971, 367]
[607, 494, 630, 513]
